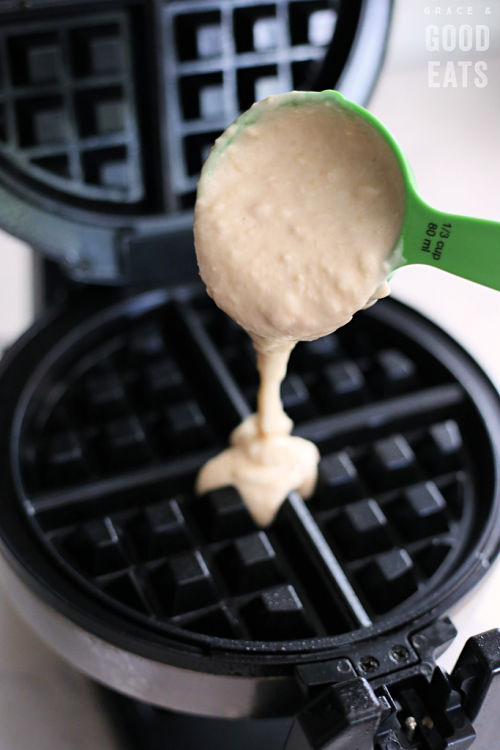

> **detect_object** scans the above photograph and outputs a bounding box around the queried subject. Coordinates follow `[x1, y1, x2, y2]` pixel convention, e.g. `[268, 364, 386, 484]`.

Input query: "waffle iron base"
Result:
[0, 285, 499, 719]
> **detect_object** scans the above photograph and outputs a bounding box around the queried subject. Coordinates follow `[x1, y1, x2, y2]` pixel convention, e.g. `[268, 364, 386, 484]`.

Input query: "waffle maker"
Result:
[0, 1, 500, 748]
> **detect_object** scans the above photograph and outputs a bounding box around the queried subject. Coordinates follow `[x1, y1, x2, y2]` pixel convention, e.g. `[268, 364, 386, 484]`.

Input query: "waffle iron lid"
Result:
[0, 0, 390, 285]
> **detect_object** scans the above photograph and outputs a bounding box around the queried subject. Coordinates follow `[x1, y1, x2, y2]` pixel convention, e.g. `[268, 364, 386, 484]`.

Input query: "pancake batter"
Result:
[194, 92, 405, 526]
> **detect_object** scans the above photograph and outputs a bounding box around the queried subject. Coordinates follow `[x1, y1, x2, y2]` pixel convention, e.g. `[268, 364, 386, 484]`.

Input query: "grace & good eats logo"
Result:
[424, 5, 492, 88]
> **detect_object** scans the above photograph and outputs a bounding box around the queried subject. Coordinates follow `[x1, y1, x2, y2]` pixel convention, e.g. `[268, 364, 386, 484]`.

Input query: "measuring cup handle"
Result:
[399, 196, 500, 293]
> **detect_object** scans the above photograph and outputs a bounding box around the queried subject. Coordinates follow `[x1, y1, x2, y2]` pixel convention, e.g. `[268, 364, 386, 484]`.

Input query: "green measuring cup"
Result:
[209, 89, 500, 293]
[319, 90, 500, 292]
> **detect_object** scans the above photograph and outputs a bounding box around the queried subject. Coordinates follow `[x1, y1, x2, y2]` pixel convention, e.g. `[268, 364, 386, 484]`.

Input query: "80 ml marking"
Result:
[421, 222, 452, 260]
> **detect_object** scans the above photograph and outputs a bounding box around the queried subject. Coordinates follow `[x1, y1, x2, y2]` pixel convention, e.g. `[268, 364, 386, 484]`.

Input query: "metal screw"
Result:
[420, 663, 433, 678]
[390, 644, 410, 663]
[405, 716, 418, 742]
[412, 634, 427, 649]
[336, 658, 352, 673]
[422, 716, 434, 731]
[358, 655, 379, 674]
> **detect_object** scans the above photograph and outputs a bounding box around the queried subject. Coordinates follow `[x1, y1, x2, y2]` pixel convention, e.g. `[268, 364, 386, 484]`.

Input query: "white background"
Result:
[0, 2, 500, 747]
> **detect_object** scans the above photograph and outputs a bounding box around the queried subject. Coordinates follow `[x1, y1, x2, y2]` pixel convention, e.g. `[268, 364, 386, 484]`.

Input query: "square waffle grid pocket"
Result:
[162, 0, 339, 208]
[0, 13, 142, 201]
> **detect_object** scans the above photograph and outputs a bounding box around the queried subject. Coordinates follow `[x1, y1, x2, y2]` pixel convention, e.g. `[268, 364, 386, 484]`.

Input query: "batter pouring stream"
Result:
[194, 92, 405, 526]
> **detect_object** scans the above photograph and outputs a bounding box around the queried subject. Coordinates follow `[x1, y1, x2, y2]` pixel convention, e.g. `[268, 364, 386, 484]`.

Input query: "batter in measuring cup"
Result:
[194, 93, 405, 526]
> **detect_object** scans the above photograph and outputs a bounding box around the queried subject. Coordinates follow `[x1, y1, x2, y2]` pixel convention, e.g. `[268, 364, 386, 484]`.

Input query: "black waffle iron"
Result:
[0, 2, 500, 749]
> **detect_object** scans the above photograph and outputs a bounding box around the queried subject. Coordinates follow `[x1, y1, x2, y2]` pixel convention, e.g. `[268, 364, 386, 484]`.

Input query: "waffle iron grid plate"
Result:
[0, 286, 498, 692]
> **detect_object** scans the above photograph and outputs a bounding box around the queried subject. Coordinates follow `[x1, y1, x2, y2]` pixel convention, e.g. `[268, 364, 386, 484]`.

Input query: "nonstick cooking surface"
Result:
[10, 288, 498, 647]
[0, 1, 356, 211]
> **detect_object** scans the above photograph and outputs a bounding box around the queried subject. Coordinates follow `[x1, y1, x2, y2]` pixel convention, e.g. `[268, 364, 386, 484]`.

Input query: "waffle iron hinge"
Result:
[283, 620, 500, 750]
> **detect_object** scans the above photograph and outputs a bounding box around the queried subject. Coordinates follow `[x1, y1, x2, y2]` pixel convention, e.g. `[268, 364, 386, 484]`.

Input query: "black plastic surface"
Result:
[286, 676, 381, 749]
[0, 288, 499, 676]
[0, 14, 142, 202]
[96, 625, 500, 748]
[0, 0, 391, 283]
